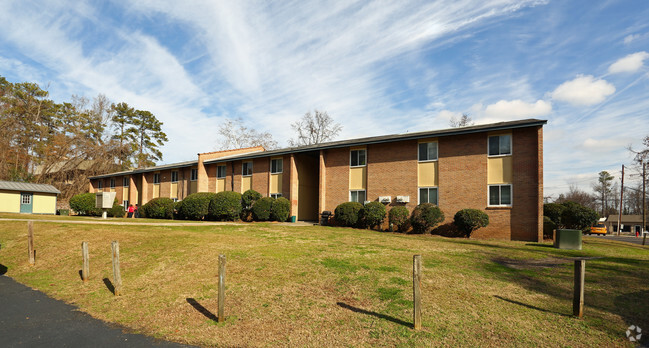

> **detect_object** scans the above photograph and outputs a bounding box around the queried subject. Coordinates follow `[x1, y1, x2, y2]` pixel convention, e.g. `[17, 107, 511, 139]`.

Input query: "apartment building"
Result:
[89, 118, 545, 241]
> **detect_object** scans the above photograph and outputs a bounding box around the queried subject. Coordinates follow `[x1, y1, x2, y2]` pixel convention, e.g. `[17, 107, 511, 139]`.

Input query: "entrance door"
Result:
[20, 193, 33, 213]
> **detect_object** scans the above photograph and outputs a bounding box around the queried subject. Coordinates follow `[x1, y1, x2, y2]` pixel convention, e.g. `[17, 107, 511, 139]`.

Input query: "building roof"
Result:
[89, 160, 199, 180]
[606, 215, 645, 223]
[0, 180, 61, 194]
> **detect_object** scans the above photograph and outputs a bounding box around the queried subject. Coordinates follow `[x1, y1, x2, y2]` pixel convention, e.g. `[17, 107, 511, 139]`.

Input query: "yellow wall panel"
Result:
[242, 176, 252, 191]
[32, 194, 57, 214]
[270, 174, 282, 193]
[170, 183, 178, 198]
[190, 181, 198, 194]
[0, 191, 20, 213]
[418, 161, 438, 186]
[123, 188, 129, 201]
[153, 184, 160, 198]
[488, 156, 513, 184]
[349, 167, 367, 190]
[216, 179, 225, 193]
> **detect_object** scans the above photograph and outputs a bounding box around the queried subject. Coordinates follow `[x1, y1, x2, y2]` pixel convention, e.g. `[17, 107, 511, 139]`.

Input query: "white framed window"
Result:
[123, 177, 129, 187]
[217, 165, 227, 179]
[21, 194, 31, 204]
[350, 190, 366, 203]
[110, 178, 115, 188]
[97, 180, 103, 189]
[271, 158, 283, 174]
[171, 171, 178, 183]
[418, 187, 438, 205]
[242, 161, 253, 176]
[489, 184, 512, 206]
[153, 173, 160, 184]
[418, 142, 438, 161]
[123, 200, 129, 210]
[172, 198, 179, 203]
[488, 134, 512, 156]
[270, 193, 282, 199]
[190, 168, 198, 181]
[350, 149, 366, 167]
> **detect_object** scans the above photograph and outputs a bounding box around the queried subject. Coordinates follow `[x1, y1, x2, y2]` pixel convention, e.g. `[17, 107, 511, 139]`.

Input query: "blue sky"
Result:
[1, 0, 648, 199]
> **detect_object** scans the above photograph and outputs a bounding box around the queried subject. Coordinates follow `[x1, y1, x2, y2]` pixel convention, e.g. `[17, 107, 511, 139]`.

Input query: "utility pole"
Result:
[617, 165, 624, 236]
[643, 162, 647, 245]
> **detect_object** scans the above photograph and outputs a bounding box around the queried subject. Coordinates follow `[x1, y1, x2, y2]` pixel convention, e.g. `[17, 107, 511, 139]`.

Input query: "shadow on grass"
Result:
[525, 243, 554, 248]
[102, 278, 115, 295]
[0, 263, 7, 275]
[186, 298, 218, 322]
[336, 302, 411, 328]
[494, 295, 570, 317]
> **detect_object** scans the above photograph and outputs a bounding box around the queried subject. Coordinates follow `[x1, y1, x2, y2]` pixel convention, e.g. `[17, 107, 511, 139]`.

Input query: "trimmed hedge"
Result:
[141, 197, 175, 219]
[209, 191, 242, 221]
[242, 189, 262, 209]
[108, 203, 125, 218]
[388, 206, 410, 232]
[410, 203, 444, 234]
[252, 197, 274, 221]
[360, 201, 386, 229]
[176, 192, 216, 220]
[543, 203, 565, 227]
[271, 197, 291, 222]
[560, 201, 599, 230]
[334, 202, 364, 227]
[69, 192, 101, 216]
[543, 216, 556, 239]
[453, 209, 489, 238]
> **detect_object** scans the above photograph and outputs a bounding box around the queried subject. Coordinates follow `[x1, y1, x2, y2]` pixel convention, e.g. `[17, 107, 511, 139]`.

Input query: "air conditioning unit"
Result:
[379, 196, 391, 204]
[363, 201, 371, 205]
[396, 195, 410, 203]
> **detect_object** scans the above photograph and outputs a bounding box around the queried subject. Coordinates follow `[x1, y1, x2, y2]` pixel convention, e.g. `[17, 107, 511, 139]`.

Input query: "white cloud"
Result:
[608, 51, 649, 74]
[624, 34, 640, 44]
[484, 99, 552, 118]
[551, 75, 615, 106]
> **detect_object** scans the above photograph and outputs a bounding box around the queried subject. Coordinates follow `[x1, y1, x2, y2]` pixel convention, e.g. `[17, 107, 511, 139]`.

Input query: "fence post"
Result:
[111, 241, 122, 296]
[573, 259, 585, 318]
[413, 254, 422, 330]
[28, 221, 35, 265]
[81, 241, 89, 282]
[218, 254, 226, 322]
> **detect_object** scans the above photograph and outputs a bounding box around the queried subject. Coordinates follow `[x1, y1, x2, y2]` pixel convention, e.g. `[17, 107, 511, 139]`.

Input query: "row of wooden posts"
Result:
[25, 221, 586, 330]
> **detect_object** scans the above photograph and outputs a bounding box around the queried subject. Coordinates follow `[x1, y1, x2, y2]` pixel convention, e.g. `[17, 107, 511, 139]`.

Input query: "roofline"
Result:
[89, 161, 198, 180]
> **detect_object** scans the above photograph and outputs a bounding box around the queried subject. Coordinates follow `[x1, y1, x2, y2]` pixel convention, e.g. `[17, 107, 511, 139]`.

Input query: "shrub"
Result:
[388, 206, 410, 232]
[453, 209, 489, 238]
[176, 192, 216, 220]
[242, 189, 262, 209]
[543, 216, 556, 239]
[360, 201, 386, 229]
[252, 197, 274, 221]
[410, 203, 445, 234]
[334, 202, 363, 227]
[271, 197, 291, 222]
[108, 203, 125, 218]
[141, 197, 175, 219]
[209, 191, 242, 221]
[69, 192, 101, 216]
[543, 203, 565, 227]
[173, 201, 183, 220]
[560, 201, 599, 230]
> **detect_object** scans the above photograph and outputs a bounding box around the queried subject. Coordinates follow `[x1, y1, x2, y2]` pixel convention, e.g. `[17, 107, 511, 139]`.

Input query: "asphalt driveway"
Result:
[585, 234, 648, 246]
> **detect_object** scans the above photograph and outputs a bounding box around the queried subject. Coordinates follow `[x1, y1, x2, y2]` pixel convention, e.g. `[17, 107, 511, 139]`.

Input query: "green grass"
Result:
[0, 216, 647, 347]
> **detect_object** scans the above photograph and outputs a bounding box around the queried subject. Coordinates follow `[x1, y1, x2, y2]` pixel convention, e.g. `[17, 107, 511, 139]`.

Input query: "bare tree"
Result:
[555, 185, 597, 210]
[592, 171, 614, 216]
[289, 110, 342, 146]
[449, 114, 474, 128]
[217, 117, 277, 150]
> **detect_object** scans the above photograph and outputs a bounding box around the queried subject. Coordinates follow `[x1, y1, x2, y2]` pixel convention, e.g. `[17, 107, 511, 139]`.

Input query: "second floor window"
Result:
[243, 162, 253, 176]
[171, 171, 178, 183]
[153, 173, 160, 184]
[110, 178, 115, 188]
[488, 135, 512, 156]
[190, 168, 198, 181]
[217, 165, 226, 179]
[350, 149, 366, 167]
[123, 177, 129, 187]
[418, 142, 438, 161]
[271, 158, 283, 174]
[97, 180, 103, 189]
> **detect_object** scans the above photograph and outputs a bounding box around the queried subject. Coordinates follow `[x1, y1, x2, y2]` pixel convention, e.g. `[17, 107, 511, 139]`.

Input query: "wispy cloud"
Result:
[608, 51, 649, 74]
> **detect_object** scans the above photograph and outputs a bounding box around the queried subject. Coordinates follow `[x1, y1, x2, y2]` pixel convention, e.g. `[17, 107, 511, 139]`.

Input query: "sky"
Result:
[0, 0, 648, 199]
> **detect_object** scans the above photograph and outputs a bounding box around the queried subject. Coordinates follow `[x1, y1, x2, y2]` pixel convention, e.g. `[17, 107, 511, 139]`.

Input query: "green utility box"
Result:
[554, 229, 582, 250]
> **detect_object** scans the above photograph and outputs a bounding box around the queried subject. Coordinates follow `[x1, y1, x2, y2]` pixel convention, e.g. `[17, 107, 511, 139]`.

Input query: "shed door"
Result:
[20, 193, 33, 213]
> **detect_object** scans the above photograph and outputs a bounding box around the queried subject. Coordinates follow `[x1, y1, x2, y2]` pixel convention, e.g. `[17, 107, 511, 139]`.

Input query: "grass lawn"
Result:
[0, 212, 220, 224]
[0, 217, 647, 347]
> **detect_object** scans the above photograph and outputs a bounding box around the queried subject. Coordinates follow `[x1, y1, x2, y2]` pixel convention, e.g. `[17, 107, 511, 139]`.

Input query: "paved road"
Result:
[0, 275, 193, 347]
[584, 234, 649, 246]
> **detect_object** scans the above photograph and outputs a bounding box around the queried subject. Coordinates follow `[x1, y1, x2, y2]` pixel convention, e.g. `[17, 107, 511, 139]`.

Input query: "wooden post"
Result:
[413, 255, 422, 330]
[111, 241, 122, 296]
[81, 241, 89, 282]
[218, 254, 226, 322]
[573, 260, 585, 318]
[28, 221, 35, 265]
[617, 165, 624, 236]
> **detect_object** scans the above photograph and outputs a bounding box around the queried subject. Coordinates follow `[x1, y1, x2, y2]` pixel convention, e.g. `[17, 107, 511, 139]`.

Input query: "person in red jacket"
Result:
[127, 204, 135, 218]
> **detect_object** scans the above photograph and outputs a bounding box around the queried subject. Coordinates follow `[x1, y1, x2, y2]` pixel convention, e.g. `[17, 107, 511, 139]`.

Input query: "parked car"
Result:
[588, 223, 607, 235]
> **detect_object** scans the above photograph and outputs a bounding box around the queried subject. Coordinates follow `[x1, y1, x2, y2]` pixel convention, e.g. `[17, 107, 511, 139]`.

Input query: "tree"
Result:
[555, 185, 597, 210]
[453, 209, 489, 238]
[560, 201, 599, 230]
[216, 117, 277, 150]
[592, 171, 614, 216]
[289, 110, 342, 146]
[449, 114, 474, 128]
[128, 109, 168, 168]
[111, 102, 136, 169]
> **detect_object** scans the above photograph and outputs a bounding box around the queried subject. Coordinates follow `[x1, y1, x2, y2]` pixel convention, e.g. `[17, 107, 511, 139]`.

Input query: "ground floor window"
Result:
[270, 193, 282, 199]
[123, 200, 129, 210]
[350, 190, 366, 203]
[21, 194, 31, 204]
[419, 187, 438, 205]
[489, 184, 512, 206]
[172, 198, 179, 202]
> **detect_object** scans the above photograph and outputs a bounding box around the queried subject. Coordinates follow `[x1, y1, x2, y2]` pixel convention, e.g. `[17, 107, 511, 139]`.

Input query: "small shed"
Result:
[0, 181, 60, 214]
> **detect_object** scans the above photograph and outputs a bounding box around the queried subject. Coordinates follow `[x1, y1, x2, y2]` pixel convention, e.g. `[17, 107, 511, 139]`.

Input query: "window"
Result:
[110, 178, 115, 188]
[489, 184, 512, 206]
[172, 198, 179, 203]
[270, 193, 282, 199]
[217, 165, 226, 179]
[418, 142, 438, 161]
[350, 190, 366, 203]
[488, 135, 512, 156]
[21, 194, 31, 204]
[123, 200, 129, 210]
[190, 168, 198, 181]
[171, 171, 178, 183]
[350, 149, 366, 167]
[242, 161, 253, 176]
[123, 177, 129, 187]
[153, 173, 160, 184]
[271, 158, 283, 174]
[419, 187, 438, 205]
[97, 180, 103, 189]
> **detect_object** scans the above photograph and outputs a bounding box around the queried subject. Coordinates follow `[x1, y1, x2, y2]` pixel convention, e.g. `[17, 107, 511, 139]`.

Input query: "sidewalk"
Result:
[0, 275, 193, 347]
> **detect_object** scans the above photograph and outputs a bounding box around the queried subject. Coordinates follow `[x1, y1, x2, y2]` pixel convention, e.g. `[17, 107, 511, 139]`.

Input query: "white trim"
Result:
[270, 158, 283, 174]
[417, 141, 439, 162]
[190, 168, 198, 181]
[350, 149, 367, 168]
[417, 186, 439, 205]
[487, 184, 513, 207]
[270, 193, 282, 199]
[242, 161, 253, 177]
[487, 134, 512, 157]
[349, 189, 366, 202]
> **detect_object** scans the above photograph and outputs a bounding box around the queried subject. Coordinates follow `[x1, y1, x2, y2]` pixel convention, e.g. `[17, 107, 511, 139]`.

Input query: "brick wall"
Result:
[252, 157, 269, 195]
[367, 140, 419, 211]
[323, 147, 350, 212]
